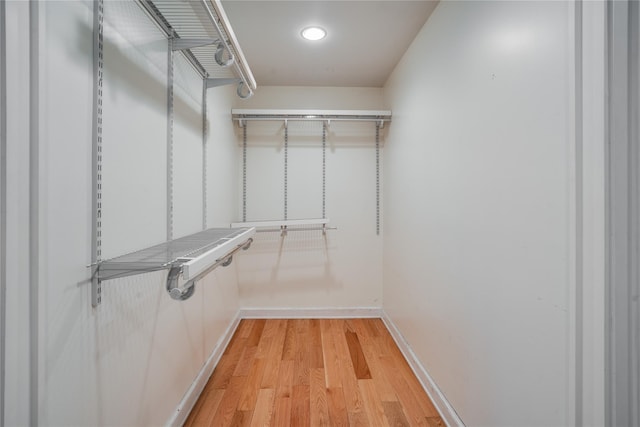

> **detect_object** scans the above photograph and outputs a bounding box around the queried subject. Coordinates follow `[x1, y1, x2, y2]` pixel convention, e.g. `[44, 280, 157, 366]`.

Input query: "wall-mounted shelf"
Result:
[231, 109, 392, 126]
[139, 0, 257, 97]
[95, 227, 255, 300]
[231, 219, 334, 236]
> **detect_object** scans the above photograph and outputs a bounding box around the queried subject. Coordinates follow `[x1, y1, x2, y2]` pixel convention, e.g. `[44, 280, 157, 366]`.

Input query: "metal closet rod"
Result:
[231, 109, 392, 126]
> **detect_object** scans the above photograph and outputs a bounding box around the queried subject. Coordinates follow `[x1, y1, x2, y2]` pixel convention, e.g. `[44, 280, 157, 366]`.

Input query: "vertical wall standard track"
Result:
[91, 0, 104, 307]
[242, 122, 247, 222]
[166, 37, 174, 242]
[283, 122, 288, 221]
[322, 122, 326, 219]
[376, 122, 380, 236]
[202, 75, 208, 230]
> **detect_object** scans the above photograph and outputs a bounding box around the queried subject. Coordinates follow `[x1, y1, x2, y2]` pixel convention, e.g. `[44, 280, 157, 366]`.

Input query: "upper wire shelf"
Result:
[231, 109, 392, 126]
[139, 0, 257, 98]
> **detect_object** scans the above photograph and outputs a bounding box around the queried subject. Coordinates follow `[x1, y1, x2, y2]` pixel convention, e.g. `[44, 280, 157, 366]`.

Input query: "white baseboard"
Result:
[239, 306, 383, 319]
[167, 311, 242, 427]
[381, 311, 465, 427]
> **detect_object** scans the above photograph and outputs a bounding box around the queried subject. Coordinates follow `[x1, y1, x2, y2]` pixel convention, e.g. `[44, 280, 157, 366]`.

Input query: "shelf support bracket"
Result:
[205, 77, 241, 89]
[171, 38, 219, 51]
[166, 266, 196, 301]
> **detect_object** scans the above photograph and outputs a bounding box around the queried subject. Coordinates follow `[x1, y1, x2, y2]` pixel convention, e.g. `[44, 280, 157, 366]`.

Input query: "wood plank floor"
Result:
[185, 319, 444, 427]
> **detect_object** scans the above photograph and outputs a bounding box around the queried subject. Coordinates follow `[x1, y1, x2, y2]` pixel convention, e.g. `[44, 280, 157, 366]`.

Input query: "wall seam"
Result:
[604, 2, 613, 422]
[28, 1, 39, 424]
[627, 1, 640, 424]
[0, 0, 6, 423]
[575, 1, 585, 425]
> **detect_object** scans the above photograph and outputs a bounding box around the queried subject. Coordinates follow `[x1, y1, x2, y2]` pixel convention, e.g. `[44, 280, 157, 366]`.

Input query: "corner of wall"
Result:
[381, 311, 465, 427]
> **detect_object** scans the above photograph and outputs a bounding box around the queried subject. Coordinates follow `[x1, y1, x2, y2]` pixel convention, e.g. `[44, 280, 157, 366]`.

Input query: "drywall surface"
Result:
[173, 53, 205, 238]
[238, 85, 385, 110]
[207, 81, 240, 229]
[383, 1, 574, 426]
[233, 86, 385, 309]
[27, 1, 240, 425]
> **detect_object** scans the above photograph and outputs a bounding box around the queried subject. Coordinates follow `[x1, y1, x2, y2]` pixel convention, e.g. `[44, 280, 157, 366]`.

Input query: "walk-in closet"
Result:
[1, 0, 638, 426]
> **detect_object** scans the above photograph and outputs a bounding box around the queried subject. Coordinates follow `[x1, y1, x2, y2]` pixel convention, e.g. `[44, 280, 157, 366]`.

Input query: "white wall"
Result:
[4, 1, 34, 424]
[173, 53, 205, 238]
[6, 1, 242, 425]
[233, 86, 385, 309]
[383, 1, 575, 426]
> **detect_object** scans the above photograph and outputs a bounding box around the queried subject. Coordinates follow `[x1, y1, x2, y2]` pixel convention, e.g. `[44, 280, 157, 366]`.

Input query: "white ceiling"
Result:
[221, 0, 439, 88]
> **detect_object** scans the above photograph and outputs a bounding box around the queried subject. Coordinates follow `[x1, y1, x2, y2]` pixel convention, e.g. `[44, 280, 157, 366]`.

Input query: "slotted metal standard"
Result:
[91, 0, 105, 307]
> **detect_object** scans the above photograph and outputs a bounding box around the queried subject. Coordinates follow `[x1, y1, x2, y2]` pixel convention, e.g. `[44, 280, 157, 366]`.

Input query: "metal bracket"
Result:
[205, 77, 241, 89]
[236, 81, 252, 99]
[205, 78, 252, 99]
[171, 38, 219, 51]
[164, 237, 253, 301]
[214, 43, 234, 67]
[166, 266, 196, 301]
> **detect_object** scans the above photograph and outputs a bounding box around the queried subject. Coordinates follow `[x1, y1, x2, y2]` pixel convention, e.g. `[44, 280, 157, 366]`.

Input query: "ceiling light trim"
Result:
[301, 26, 327, 41]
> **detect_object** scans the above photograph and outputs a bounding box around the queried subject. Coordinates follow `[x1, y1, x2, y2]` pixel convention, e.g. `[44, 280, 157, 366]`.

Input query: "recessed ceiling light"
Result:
[301, 26, 326, 41]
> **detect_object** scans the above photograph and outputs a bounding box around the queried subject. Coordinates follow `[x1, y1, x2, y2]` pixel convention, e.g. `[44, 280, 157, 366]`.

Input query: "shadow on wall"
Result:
[235, 229, 342, 296]
[93, 270, 204, 425]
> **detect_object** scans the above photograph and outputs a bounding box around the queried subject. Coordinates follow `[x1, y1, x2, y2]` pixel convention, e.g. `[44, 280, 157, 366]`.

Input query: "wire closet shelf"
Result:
[231, 109, 392, 126]
[95, 227, 255, 300]
[139, 0, 257, 98]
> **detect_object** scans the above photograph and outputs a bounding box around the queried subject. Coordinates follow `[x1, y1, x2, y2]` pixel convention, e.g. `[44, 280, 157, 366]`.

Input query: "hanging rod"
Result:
[231, 218, 333, 237]
[232, 109, 392, 126]
[231, 218, 330, 228]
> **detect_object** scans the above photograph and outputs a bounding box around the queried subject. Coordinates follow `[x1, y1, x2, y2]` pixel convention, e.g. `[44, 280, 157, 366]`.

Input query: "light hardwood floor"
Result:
[185, 318, 444, 427]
